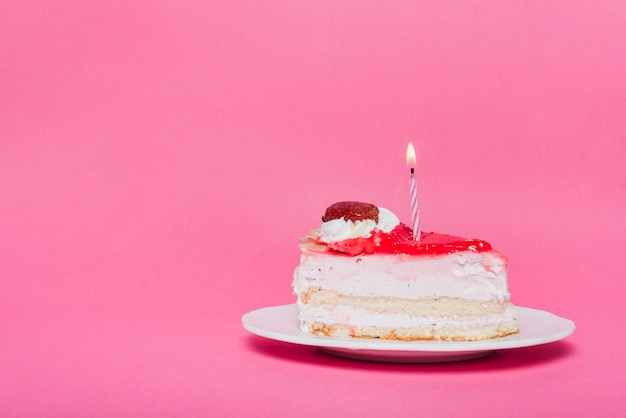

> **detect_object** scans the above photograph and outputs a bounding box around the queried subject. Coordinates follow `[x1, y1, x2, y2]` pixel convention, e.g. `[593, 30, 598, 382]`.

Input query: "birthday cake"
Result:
[292, 201, 519, 341]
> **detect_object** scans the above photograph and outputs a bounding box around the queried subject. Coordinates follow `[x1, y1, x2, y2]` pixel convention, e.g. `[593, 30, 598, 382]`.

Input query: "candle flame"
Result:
[406, 142, 416, 167]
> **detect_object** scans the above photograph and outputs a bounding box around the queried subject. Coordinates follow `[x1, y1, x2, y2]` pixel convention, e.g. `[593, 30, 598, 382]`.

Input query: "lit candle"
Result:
[406, 142, 421, 241]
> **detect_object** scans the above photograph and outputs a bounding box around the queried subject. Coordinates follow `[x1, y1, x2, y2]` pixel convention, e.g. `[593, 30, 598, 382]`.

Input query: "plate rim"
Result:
[242, 303, 576, 353]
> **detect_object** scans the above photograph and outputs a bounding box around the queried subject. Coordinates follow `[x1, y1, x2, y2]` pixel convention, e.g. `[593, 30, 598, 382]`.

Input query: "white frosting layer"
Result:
[316, 207, 399, 243]
[293, 250, 510, 302]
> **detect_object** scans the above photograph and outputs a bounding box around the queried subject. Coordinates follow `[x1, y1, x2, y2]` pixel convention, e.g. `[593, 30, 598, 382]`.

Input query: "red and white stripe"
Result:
[409, 173, 420, 241]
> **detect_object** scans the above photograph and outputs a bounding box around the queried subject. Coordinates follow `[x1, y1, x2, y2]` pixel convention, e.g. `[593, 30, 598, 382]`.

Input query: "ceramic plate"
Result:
[242, 304, 575, 363]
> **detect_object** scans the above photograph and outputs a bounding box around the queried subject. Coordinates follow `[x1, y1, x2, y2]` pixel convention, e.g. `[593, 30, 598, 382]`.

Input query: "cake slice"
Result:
[292, 201, 519, 341]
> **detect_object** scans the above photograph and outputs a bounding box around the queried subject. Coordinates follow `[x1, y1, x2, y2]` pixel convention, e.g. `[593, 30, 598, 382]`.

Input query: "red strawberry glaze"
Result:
[325, 224, 492, 256]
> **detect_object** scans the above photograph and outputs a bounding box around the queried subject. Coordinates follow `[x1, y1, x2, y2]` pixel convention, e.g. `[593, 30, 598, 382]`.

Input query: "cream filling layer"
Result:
[297, 302, 518, 330]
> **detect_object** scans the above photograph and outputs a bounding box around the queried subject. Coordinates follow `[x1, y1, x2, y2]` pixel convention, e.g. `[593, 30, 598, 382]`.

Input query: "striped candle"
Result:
[406, 142, 421, 241]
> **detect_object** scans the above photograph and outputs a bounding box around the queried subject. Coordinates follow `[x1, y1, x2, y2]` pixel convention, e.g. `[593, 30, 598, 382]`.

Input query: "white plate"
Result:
[242, 304, 575, 363]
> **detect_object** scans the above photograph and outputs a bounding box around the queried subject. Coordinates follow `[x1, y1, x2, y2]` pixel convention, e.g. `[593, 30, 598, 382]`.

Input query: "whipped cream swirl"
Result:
[316, 207, 399, 243]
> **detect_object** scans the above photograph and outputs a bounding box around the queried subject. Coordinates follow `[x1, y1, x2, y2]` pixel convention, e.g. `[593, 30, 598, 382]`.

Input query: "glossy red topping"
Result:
[325, 223, 492, 256]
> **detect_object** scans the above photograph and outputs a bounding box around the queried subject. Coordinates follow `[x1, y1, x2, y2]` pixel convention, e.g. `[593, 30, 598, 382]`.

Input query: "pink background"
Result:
[1, 1, 625, 416]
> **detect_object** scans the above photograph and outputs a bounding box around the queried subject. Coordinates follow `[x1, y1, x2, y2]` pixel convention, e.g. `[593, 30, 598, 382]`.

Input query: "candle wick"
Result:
[410, 167, 414, 176]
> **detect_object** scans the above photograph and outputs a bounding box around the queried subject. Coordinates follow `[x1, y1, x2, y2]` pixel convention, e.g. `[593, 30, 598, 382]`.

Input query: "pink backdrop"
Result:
[1, 1, 624, 416]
